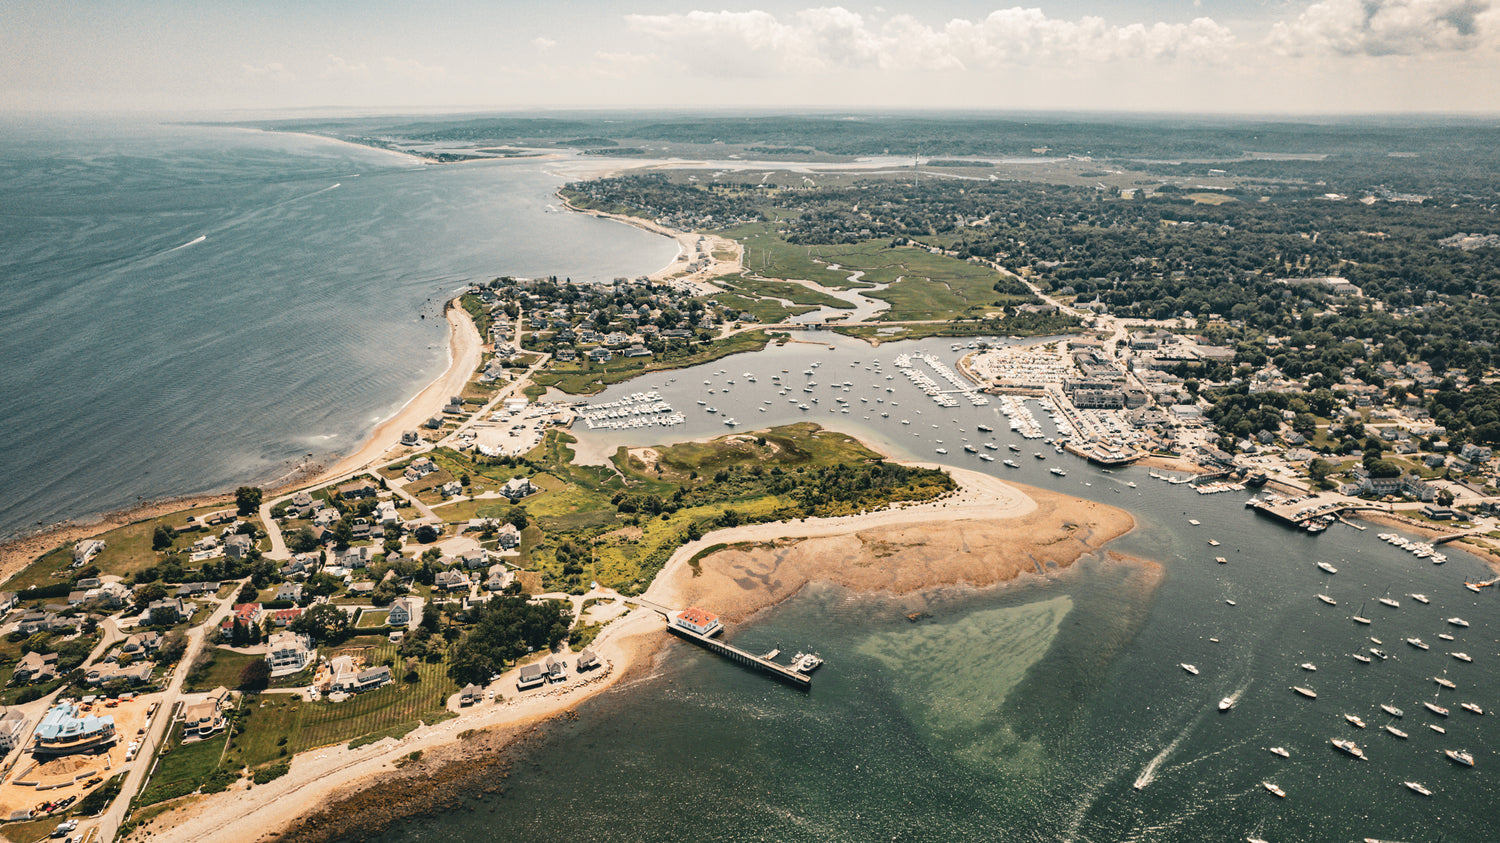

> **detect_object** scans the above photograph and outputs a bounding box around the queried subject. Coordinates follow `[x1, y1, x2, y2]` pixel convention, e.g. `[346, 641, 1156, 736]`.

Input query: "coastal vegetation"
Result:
[526, 330, 771, 396]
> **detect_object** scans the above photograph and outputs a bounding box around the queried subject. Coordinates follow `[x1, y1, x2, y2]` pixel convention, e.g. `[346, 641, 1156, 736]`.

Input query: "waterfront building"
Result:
[674, 607, 722, 636]
[31, 702, 117, 757]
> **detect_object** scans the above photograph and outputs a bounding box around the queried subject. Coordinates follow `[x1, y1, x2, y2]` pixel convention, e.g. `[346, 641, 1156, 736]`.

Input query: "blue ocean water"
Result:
[0, 116, 677, 540]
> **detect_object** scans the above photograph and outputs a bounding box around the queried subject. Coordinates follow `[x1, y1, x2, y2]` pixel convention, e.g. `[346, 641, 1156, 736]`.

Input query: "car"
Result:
[52, 818, 78, 836]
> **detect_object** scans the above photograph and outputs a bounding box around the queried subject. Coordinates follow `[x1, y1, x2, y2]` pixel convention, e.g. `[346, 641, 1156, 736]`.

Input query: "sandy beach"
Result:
[127, 461, 1136, 843]
[555, 194, 741, 292]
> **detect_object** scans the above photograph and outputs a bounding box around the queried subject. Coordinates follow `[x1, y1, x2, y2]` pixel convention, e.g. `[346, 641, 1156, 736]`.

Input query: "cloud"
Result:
[1270, 0, 1497, 56]
[241, 62, 294, 82]
[623, 6, 1237, 77]
[322, 55, 369, 79]
[533, 37, 558, 51]
[382, 57, 446, 82]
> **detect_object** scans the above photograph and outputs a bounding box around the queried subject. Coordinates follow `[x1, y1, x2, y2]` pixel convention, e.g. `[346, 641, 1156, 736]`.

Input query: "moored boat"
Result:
[1378, 597, 1400, 608]
[1385, 725, 1409, 739]
[1292, 685, 1317, 699]
[1268, 746, 1290, 758]
[1425, 701, 1450, 716]
[1404, 781, 1432, 796]
[1317, 594, 1336, 605]
[1406, 637, 1429, 650]
[1353, 653, 1372, 663]
[1381, 704, 1403, 718]
[1450, 652, 1472, 663]
[1435, 676, 1457, 689]
[1430, 723, 1447, 734]
[1444, 749, 1475, 767]
[1262, 781, 1286, 798]
[1345, 714, 1367, 728]
[1411, 593, 1429, 604]
[1180, 663, 1199, 675]
[1300, 662, 1317, 671]
[1448, 617, 1469, 628]
[1317, 562, 1338, 574]
[1461, 702, 1484, 715]
[1332, 738, 1367, 760]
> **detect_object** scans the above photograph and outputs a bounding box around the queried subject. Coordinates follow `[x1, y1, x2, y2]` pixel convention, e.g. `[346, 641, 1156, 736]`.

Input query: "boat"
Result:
[1180, 663, 1199, 675]
[1345, 714, 1367, 728]
[1262, 781, 1286, 798]
[977, 424, 993, 432]
[979, 454, 994, 462]
[1292, 686, 1317, 699]
[1444, 749, 1475, 767]
[1188, 519, 1201, 526]
[1331, 738, 1367, 760]
[1430, 723, 1447, 734]
[1216, 557, 1228, 565]
[1207, 539, 1221, 547]
[963, 445, 977, 454]
[1317, 594, 1336, 605]
[1370, 648, 1389, 660]
[1225, 599, 1237, 606]
[935, 448, 948, 455]
[1411, 593, 1429, 604]
[984, 442, 998, 450]
[1461, 702, 1484, 715]
[1008, 444, 1021, 452]
[1352, 614, 1372, 625]
[1219, 697, 1235, 711]
[1448, 617, 1469, 628]
[792, 653, 824, 673]
[1404, 781, 1432, 796]
[1438, 633, 1455, 641]
[1378, 597, 1400, 608]
[1126, 481, 1137, 488]
[1406, 638, 1429, 650]
[1381, 704, 1404, 718]
[1435, 676, 1457, 689]
[1034, 452, 1045, 459]
[1450, 652, 1472, 663]
[1465, 582, 1482, 593]
[1269, 746, 1290, 758]
[1317, 562, 1338, 574]
[1049, 467, 1066, 476]
[1300, 662, 1317, 672]
[1425, 702, 1450, 716]
[1353, 653, 1372, 664]
[1386, 725, 1409, 739]
[1002, 459, 1018, 467]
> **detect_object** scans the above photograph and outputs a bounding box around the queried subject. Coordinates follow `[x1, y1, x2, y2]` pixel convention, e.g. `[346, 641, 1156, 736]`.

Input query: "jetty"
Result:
[651, 604, 812, 690]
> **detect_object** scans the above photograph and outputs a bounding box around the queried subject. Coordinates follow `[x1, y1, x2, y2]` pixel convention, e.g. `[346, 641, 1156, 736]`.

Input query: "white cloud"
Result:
[624, 6, 1237, 77]
[382, 57, 446, 82]
[533, 37, 558, 51]
[1270, 0, 1497, 56]
[322, 55, 369, 79]
[241, 62, 294, 82]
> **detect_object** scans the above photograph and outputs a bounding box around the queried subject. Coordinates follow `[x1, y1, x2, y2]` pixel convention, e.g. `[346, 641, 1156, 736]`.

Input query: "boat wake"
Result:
[162, 234, 206, 254]
[1133, 727, 1192, 790]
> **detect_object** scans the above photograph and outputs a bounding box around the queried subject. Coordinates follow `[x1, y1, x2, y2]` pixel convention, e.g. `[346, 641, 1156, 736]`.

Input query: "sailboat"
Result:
[1352, 601, 1372, 625]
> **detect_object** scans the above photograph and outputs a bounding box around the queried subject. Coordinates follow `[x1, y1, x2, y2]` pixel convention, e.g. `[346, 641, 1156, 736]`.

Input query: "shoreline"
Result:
[555, 193, 740, 291]
[131, 461, 1137, 843]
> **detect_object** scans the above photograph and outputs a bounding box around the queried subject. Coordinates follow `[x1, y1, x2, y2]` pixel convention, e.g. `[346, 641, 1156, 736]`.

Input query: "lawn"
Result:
[184, 648, 262, 693]
[137, 722, 232, 807]
[293, 639, 456, 752]
[528, 331, 771, 395]
[224, 695, 302, 771]
[355, 608, 391, 628]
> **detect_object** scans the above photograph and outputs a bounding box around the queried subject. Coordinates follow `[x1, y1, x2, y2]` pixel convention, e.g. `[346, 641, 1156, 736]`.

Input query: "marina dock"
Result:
[647, 603, 813, 690]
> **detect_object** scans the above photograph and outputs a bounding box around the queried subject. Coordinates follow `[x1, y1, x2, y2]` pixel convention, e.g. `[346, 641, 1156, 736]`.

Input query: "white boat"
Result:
[1292, 685, 1317, 699]
[1430, 723, 1447, 734]
[1180, 663, 1199, 675]
[1461, 702, 1484, 715]
[1317, 594, 1337, 605]
[1450, 652, 1472, 663]
[1448, 617, 1469, 628]
[1345, 714, 1367, 728]
[1300, 662, 1317, 672]
[935, 448, 948, 455]
[792, 652, 824, 673]
[979, 454, 994, 462]
[1378, 597, 1400, 608]
[1331, 738, 1367, 760]
[1049, 467, 1066, 476]
[1215, 557, 1228, 564]
[1262, 781, 1286, 798]
[1438, 633, 1455, 641]
[984, 442, 998, 450]
[1353, 653, 1372, 663]
[1188, 519, 1201, 526]
[1406, 638, 1429, 650]
[1269, 746, 1290, 758]
[1425, 702, 1450, 716]
[1207, 539, 1221, 547]
[1435, 676, 1457, 689]
[1317, 562, 1338, 574]
[1381, 704, 1404, 718]
[1002, 459, 1017, 467]
[1386, 725, 1409, 739]
[1404, 781, 1432, 796]
[1219, 697, 1235, 711]
[1444, 749, 1475, 766]
[1225, 599, 1237, 606]
[1411, 593, 1429, 604]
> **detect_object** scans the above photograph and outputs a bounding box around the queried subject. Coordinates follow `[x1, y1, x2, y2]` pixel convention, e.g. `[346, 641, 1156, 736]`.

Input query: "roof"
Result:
[35, 703, 113, 741]
[677, 607, 719, 627]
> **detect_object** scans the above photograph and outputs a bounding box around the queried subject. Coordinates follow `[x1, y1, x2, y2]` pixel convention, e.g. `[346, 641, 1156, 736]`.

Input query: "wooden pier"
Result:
[666, 625, 812, 690]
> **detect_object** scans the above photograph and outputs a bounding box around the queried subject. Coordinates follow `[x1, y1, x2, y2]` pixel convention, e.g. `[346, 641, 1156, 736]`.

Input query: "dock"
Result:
[667, 625, 812, 690]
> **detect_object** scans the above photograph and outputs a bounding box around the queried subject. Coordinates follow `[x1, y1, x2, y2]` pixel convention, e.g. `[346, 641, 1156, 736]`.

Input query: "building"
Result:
[331, 660, 392, 694]
[338, 479, 379, 500]
[266, 631, 314, 676]
[183, 687, 232, 739]
[387, 597, 420, 628]
[13, 651, 59, 684]
[433, 570, 469, 592]
[673, 607, 722, 637]
[516, 663, 545, 691]
[73, 539, 105, 566]
[0, 708, 27, 753]
[275, 583, 304, 604]
[32, 702, 117, 757]
[499, 477, 538, 501]
[84, 662, 153, 687]
[122, 630, 163, 656]
[495, 523, 521, 549]
[148, 598, 188, 625]
[576, 649, 600, 672]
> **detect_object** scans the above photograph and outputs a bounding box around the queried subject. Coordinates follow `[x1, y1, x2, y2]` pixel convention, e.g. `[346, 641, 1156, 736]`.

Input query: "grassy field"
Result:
[184, 648, 262, 693]
[528, 331, 771, 395]
[224, 695, 301, 771]
[700, 290, 817, 323]
[294, 638, 456, 751]
[137, 723, 232, 807]
[718, 276, 854, 310]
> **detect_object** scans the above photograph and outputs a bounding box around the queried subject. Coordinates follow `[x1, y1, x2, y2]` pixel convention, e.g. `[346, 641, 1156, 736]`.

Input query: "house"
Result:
[13, 651, 59, 684]
[495, 523, 521, 549]
[576, 649, 600, 672]
[84, 662, 153, 687]
[338, 479, 379, 500]
[183, 687, 232, 739]
[225, 534, 254, 560]
[622, 345, 652, 358]
[31, 702, 117, 757]
[440, 481, 463, 498]
[544, 656, 567, 683]
[349, 666, 392, 693]
[587, 348, 612, 363]
[376, 500, 401, 525]
[458, 684, 483, 706]
[17, 611, 51, 635]
[122, 630, 163, 656]
[0, 708, 27, 753]
[433, 570, 469, 592]
[0, 592, 17, 614]
[266, 607, 303, 627]
[499, 477, 538, 501]
[73, 539, 105, 566]
[1422, 504, 1457, 520]
[266, 631, 314, 676]
[148, 598, 188, 625]
[516, 663, 545, 691]
[275, 583, 304, 604]
[401, 431, 420, 446]
[485, 566, 513, 592]
[387, 596, 420, 628]
[673, 607, 722, 636]
[462, 551, 488, 570]
[175, 581, 220, 598]
[1460, 443, 1493, 462]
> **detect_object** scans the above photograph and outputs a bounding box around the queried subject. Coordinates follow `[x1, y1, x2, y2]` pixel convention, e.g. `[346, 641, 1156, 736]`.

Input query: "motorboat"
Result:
[979, 454, 994, 462]
[1406, 638, 1429, 650]
[1292, 686, 1317, 699]
[1425, 702, 1450, 717]
[1345, 714, 1367, 728]
[1448, 617, 1470, 628]
[935, 448, 948, 455]
[1008, 444, 1021, 452]
[1369, 648, 1389, 660]
[1438, 633, 1455, 641]
[1411, 593, 1429, 604]
[1262, 781, 1286, 798]
[1317, 594, 1337, 605]
[792, 652, 824, 673]
[1353, 653, 1372, 664]
[1331, 739, 1367, 760]
[1207, 539, 1221, 547]
[1049, 467, 1066, 476]
[1381, 704, 1404, 718]
[1225, 599, 1237, 606]
[1450, 652, 1473, 663]
[1404, 781, 1433, 796]
[1268, 746, 1290, 758]
[1444, 749, 1475, 767]
[1216, 557, 1228, 564]
[1300, 662, 1317, 672]
[1180, 663, 1199, 675]
[1435, 676, 1457, 689]
[1386, 725, 1409, 739]
[1430, 723, 1447, 734]
[1002, 459, 1017, 467]
[1317, 562, 1338, 574]
[1219, 697, 1235, 711]
[1461, 702, 1484, 715]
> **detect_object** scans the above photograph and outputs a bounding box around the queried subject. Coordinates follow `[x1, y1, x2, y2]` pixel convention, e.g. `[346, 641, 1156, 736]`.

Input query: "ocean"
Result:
[364, 336, 1500, 842]
[0, 116, 676, 540]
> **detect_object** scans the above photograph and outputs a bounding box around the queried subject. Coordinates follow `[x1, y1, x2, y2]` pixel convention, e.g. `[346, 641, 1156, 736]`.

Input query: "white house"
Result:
[266, 631, 314, 676]
[673, 607, 722, 637]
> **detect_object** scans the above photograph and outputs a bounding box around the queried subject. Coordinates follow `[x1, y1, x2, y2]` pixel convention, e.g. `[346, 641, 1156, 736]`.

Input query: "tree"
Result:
[289, 603, 352, 645]
[1437, 490, 1456, 507]
[413, 524, 439, 544]
[237, 581, 259, 605]
[152, 525, 175, 551]
[231, 619, 250, 647]
[289, 528, 320, 553]
[235, 486, 264, 516]
[239, 659, 271, 691]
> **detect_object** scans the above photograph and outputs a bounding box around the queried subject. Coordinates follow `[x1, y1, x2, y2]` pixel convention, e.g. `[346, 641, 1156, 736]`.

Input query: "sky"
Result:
[2, 0, 1498, 115]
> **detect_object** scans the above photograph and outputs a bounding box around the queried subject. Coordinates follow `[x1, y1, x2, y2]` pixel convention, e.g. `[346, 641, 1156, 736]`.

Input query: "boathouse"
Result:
[674, 607, 722, 637]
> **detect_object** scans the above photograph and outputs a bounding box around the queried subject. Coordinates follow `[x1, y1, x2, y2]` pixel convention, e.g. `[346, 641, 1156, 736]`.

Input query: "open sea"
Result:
[366, 336, 1500, 843]
[0, 116, 676, 541]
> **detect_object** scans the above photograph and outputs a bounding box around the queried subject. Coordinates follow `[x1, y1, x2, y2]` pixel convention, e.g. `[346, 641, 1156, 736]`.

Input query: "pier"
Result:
[644, 602, 812, 690]
[1246, 494, 1389, 530]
